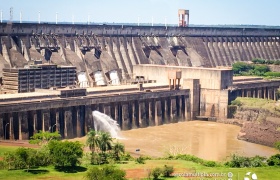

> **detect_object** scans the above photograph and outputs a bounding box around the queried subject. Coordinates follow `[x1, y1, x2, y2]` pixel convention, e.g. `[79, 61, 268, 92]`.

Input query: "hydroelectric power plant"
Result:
[1, 18, 280, 140]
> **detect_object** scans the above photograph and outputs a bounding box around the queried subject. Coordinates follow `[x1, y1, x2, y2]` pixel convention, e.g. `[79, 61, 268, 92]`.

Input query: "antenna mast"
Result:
[10, 7, 13, 23]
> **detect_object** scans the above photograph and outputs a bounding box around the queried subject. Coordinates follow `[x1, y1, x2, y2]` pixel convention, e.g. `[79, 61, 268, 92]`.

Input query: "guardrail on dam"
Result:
[1, 23, 280, 86]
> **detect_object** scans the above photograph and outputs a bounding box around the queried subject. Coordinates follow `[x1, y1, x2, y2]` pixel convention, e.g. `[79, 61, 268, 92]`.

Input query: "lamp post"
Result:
[51, 124, 57, 133]
[4, 123, 9, 140]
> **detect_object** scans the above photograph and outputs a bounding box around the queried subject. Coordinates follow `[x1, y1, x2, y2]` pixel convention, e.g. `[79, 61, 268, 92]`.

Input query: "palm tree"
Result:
[113, 141, 125, 161]
[98, 132, 113, 153]
[86, 129, 100, 164]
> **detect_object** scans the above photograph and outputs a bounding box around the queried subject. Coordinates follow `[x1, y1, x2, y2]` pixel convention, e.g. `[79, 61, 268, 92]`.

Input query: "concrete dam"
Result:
[1, 23, 280, 86]
[1, 23, 280, 140]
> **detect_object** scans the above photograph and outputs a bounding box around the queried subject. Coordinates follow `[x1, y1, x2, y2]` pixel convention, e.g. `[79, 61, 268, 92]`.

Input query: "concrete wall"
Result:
[133, 64, 233, 90]
[133, 65, 230, 120]
[1, 23, 280, 37]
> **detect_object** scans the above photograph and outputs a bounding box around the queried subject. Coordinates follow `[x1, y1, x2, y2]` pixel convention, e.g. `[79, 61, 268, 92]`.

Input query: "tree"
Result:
[97, 132, 113, 164]
[151, 167, 162, 180]
[112, 142, 125, 162]
[48, 141, 83, 167]
[162, 165, 174, 177]
[29, 130, 61, 146]
[86, 130, 100, 164]
[3, 148, 41, 171]
[232, 62, 253, 75]
[84, 166, 126, 180]
[86, 130, 99, 153]
[98, 132, 113, 153]
[253, 65, 270, 76]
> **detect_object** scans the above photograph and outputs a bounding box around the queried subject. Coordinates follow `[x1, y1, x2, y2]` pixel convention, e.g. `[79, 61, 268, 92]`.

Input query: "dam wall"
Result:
[0, 86, 190, 140]
[1, 23, 280, 87]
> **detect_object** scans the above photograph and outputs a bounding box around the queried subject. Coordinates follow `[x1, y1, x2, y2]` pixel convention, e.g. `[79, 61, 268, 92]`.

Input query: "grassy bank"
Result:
[233, 97, 280, 113]
[0, 159, 280, 180]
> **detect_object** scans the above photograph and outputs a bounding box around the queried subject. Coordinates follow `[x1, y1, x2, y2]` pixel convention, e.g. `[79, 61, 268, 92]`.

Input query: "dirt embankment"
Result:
[221, 107, 280, 147]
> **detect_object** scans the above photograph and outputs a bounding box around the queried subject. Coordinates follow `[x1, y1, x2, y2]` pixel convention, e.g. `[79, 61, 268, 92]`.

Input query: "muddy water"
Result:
[118, 121, 278, 161]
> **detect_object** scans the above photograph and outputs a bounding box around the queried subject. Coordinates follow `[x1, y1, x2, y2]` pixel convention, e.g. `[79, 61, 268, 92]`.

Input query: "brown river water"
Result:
[118, 121, 278, 161]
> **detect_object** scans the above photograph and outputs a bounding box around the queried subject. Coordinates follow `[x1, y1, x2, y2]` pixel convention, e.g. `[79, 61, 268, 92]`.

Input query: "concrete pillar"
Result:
[27, 111, 34, 138]
[246, 89, 251, 97]
[164, 97, 171, 123]
[0, 113, 4, 140]
[170, 97, 177, 123]
[183, 79, 200, 120]
[263, 87, 267, 99]
[115, 103, 120, 128]
[18, 112, 22, 140]
[58, 108, 65, 138]
[9, 113, 14, 140]
[273, 87, 277, 101]
[133, 101, 140, 129]
[110, 103, 116, 121]
[176, 96, 182, 121]
[185, 95, 191, 120]
[155, 99, 163, 125]
[139, 101, 148, 128]
[257, 88, 262, 98]
[63, 107, 73, 138]
[55, 109, 59, 132]
[71, 106, 81, 137]
[242, 89, 245, 97]
[161, 98, 168, 124]
[181, 95, 187, 121]
[122, 103, 130, 130]
[268, 88, 271, 100]
[42, 110, 50, 132]
[80, 105, 86, 137]
[19, 111, 29, 140]
[98, 104, 104, 113]
[252, 89, 255, 98]
[104, 105, 111, 116]
[85, 105, 93, 134]
[149, 99, 155, 126]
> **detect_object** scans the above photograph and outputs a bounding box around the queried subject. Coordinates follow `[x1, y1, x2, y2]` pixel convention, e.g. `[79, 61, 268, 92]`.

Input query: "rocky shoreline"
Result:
[220, 107, 280, 147]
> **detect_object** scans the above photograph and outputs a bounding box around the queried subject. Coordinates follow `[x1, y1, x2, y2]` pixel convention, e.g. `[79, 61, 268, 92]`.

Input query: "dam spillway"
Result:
[1, 23, 280, 86]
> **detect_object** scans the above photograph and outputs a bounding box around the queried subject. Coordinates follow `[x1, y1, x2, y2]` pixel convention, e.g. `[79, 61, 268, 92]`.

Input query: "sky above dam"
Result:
[0, 0, 279, 26]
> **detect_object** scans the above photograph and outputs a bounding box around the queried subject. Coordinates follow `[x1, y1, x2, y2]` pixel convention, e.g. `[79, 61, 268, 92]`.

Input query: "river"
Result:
[118, 121, 278, 161]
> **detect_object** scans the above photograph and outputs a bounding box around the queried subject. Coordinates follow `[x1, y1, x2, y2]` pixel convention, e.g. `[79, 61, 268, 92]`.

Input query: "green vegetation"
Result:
[224, 154, 267, 168]
[48, 141, 83, 167]
[252, 58, 280, 65]
[29, 130, 61, 145]
[267, 154, 280, 166]
[1, 130, 280, 180]
[232, 62, 270, 76]
[275, 142, 280, 151]
[84, 165, 126, 180]
[163, 154, 220, 167]
[232, 59, 280, 77]
[162, 165, 174, 177]
[231, 97, 280, 116]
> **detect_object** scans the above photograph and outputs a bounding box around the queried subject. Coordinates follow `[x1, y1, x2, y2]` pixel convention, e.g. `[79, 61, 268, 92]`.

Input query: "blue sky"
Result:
[0, 0, 279, 26]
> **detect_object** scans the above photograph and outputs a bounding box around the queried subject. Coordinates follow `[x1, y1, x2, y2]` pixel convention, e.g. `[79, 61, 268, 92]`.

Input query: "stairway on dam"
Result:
[1, 24, 280, 88]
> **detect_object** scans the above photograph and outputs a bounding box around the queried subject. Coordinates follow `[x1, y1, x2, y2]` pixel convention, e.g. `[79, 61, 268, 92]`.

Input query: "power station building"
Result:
[2, 64, 76, 93]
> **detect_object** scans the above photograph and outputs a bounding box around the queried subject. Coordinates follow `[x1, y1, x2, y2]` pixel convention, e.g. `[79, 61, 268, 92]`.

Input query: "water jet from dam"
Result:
[92, 110, 121, 138]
